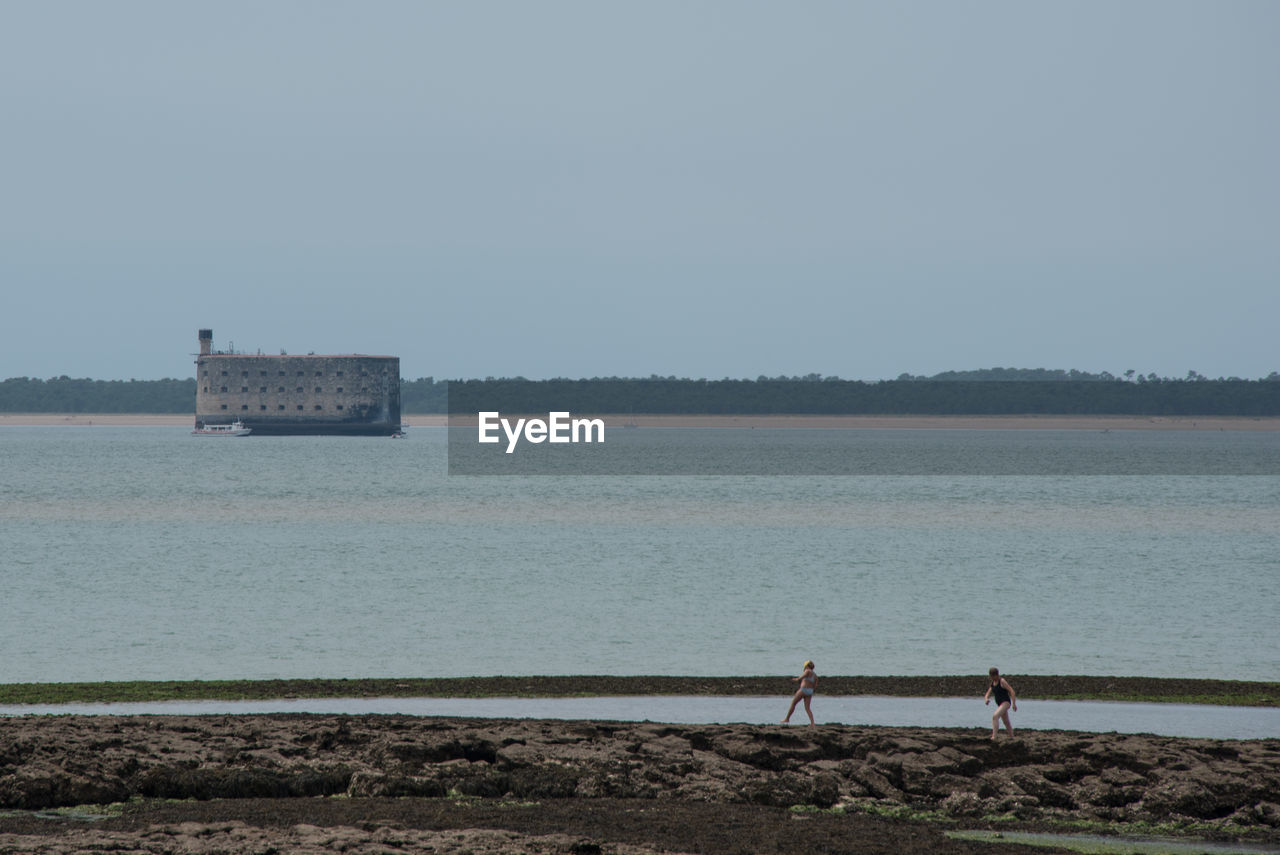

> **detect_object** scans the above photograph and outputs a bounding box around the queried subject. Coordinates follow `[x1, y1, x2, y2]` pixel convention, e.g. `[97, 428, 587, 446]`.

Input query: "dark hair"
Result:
[989, 667, 1000, 678]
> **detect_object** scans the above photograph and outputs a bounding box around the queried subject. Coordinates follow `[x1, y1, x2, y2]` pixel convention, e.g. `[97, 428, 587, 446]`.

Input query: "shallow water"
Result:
[949, 830, 1280, 854]
[3, 696, 1277, 740]
[2, 426, 1277, 683]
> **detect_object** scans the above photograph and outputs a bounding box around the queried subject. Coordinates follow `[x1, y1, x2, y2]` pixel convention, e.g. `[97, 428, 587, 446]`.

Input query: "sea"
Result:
[1, 425, 1277, 686]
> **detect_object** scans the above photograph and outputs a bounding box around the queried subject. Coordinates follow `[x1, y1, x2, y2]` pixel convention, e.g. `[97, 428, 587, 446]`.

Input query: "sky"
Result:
[2, 2, 1277, 382]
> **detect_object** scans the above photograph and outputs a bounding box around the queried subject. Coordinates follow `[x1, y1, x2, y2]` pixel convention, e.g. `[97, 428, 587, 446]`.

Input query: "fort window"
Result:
[241, 404, 248, 410]
[278, 404, 286, 410]
[221, 370, 228, 376]
[220, 404, 228, 410]
[361, 387, 368, 393]
[202, 386, 208, 393]
[260, 405, 267, 411]
[296, 387, 304, 393]
[220, 386, 227, 392]
[260, 371, 267, 377]
[278, 386, 285, 393]
[259, 387, 267, 393]
[242, 371, 248, 378]
[278, 370, 285, 376]
[297, 405, 304, 410]
[336, 371, 344, 377]
[297, 371, 304, 376]
[336, 404, 344, 411]
[316, 371, 323, 377]
[314, 404, 323, 410]
[315, 387, 322, 393]
[336, 387, 343, 393]
[241, 386, 248, 393]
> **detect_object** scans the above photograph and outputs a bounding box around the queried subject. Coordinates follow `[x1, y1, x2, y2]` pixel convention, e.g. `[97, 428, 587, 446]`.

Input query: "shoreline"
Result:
[4, 412, 1280, 430]
[3, 675, 1276, 707]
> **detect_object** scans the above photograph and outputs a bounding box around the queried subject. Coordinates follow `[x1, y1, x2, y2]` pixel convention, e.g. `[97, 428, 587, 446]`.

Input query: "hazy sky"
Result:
[3, 2, 1277, 381]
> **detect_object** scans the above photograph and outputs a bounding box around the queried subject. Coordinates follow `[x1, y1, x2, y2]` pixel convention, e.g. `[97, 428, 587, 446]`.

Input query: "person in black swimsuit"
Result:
[983, 667, 1017, 739]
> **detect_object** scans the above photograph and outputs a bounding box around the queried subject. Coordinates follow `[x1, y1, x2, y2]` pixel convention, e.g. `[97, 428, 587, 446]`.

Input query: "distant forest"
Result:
[2, 370, 1279, 416]
[0, 377, 196, 413]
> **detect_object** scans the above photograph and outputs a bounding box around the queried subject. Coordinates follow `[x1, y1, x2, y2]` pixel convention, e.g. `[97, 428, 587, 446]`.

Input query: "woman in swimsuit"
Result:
[983, 667, 1017, 739]
[781, 660, 817, 725]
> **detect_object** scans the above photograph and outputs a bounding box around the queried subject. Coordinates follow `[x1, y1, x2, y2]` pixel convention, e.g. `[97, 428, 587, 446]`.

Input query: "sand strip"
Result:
[4, 413, 1278, 430]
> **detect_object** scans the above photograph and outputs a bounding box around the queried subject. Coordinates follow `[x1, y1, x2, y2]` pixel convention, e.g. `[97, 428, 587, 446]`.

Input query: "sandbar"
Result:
[447, 413, 1280, 430]
[4, 413, 1279, 430]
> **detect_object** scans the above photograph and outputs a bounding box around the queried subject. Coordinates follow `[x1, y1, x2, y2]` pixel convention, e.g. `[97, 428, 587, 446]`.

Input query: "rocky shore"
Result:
[2, 713, 1278, 854]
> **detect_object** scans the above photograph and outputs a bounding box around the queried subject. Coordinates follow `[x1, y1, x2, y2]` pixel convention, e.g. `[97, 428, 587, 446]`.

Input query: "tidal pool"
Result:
[948, 829, 1280, 854]
[3, 696, 1278, 740]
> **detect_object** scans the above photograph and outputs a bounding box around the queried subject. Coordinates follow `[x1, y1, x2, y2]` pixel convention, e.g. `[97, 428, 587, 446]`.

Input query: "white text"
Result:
[477, 411, 606, 453]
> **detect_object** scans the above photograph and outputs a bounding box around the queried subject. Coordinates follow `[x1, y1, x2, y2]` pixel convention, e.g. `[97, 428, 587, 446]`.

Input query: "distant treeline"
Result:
[0, 376, 195, 413]
[3, 371, 1278, 416]
[433, 377, 1280, 417]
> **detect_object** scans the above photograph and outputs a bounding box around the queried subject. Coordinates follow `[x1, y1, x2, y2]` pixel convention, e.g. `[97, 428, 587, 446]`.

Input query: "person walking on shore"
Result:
[984, 667, 1017, 739]
[781, 660, 817, 725]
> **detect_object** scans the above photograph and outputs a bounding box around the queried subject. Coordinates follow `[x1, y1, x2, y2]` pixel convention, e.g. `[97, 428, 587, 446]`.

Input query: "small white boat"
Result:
[192, 420, 252, 437]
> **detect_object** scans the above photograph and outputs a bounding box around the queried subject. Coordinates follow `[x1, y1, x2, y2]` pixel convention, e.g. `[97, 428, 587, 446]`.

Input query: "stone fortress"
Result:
[194, 329, 401, 436]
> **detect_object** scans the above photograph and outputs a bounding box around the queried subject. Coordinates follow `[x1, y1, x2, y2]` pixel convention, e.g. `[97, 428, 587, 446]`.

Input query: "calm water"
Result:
[3, 697, 1277, 740]
[5, 696, 1274, 742]
[1, 426, 1277, 684]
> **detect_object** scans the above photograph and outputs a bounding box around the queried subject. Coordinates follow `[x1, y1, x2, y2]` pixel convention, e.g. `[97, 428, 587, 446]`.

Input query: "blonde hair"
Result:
[804, 660, 815, 669]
